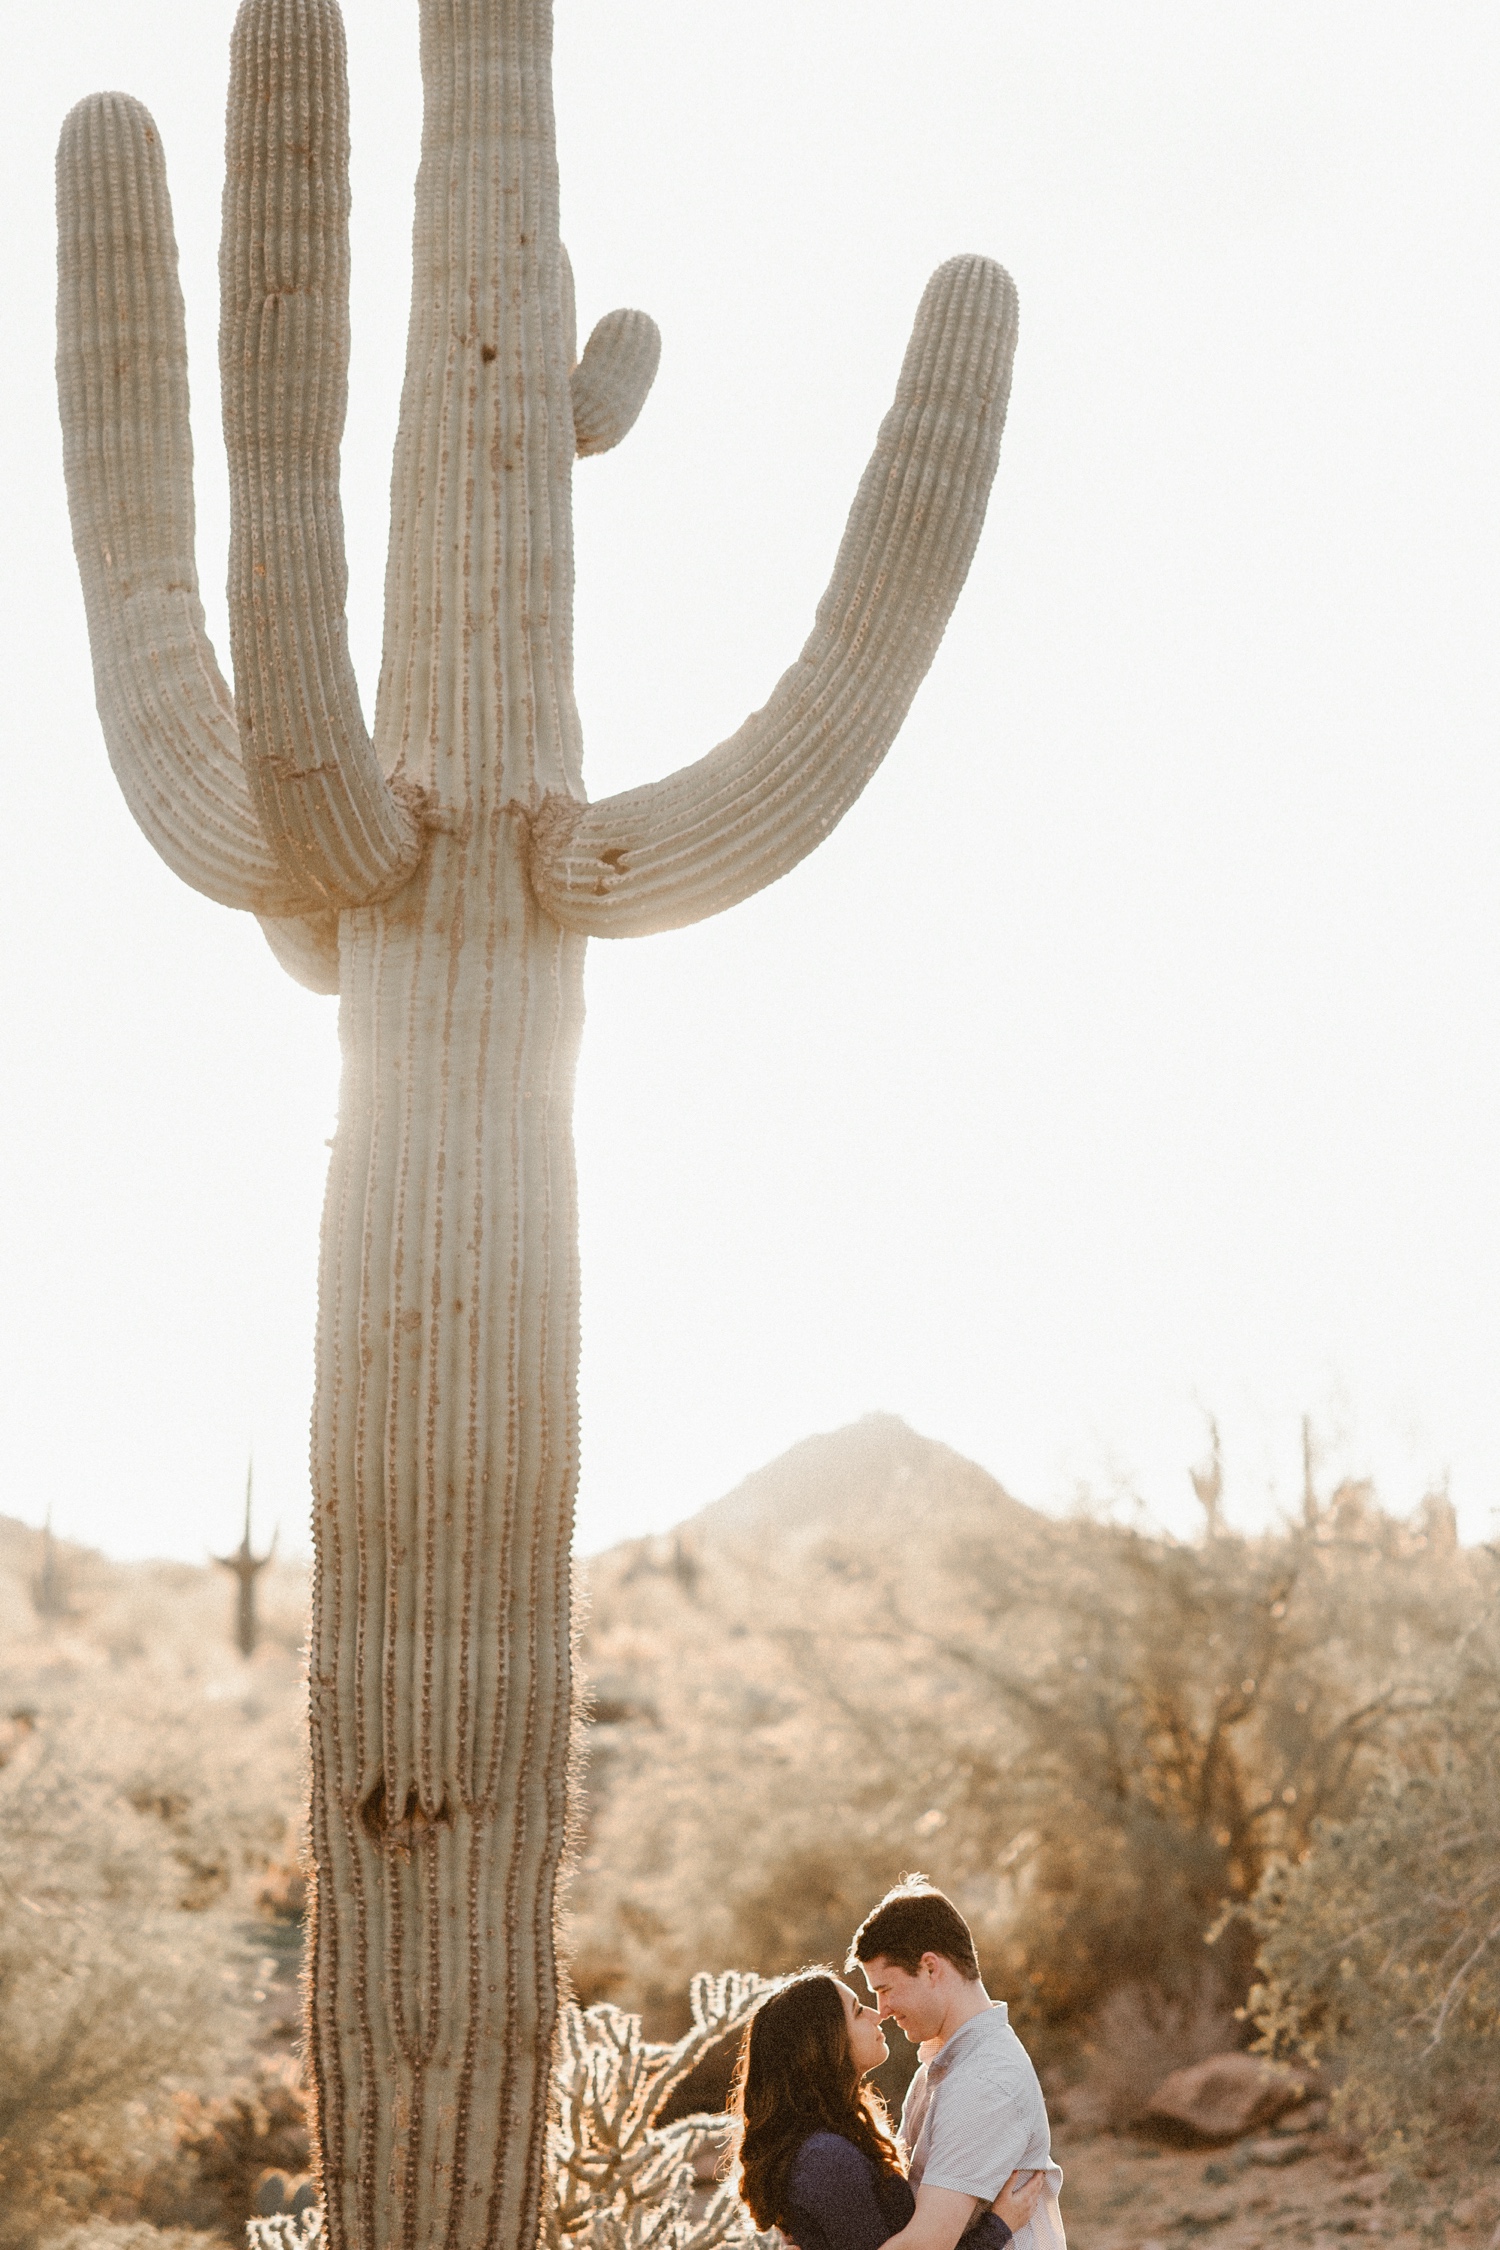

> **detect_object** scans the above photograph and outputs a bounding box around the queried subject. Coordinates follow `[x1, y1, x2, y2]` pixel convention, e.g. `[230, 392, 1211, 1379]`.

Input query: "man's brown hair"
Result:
[847, 1877, 980, 1981]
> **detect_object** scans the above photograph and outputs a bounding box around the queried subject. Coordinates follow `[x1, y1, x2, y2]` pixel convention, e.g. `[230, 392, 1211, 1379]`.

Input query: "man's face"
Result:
[859, 1952, 947, 2044]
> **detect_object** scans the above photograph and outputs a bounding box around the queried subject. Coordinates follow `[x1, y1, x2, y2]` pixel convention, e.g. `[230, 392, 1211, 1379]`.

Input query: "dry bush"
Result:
[1244, 1592, 1500, 2175]
[569, 1426, 1480, 2119]
[140, 2067, 310, 2240]
[0, 1517, 307, 2250]
[0, 1720, 230, 2250]
[1057, 1982, 1240, 2132]
[901, 1473, 1475, 2070]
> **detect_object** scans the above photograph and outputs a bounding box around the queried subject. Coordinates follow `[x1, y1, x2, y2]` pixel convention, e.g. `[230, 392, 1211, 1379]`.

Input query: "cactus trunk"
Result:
[309, 818, 584, 2250]
[307, 7, 581, 2241]
[56, 0, 1019, 2239]
[310, 877, 581, 2249]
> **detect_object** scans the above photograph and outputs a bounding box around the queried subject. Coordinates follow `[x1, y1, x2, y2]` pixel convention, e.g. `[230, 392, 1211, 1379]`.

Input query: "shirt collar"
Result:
[927, 2001, 1009, 2080]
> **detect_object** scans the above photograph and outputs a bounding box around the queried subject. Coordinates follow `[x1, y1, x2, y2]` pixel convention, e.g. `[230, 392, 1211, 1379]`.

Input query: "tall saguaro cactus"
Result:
[55, 6, 1018, 2248]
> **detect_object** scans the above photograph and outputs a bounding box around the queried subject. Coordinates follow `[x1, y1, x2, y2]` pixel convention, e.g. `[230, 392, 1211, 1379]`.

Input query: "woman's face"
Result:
[837, 1979, 890, 2076]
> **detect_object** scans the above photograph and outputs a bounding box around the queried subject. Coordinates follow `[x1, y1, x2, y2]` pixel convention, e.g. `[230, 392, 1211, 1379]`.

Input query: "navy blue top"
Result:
[782, 2131, 1014, 2250]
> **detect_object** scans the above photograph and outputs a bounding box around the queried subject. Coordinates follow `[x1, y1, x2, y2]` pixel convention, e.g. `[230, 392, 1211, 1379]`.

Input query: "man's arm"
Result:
[874, 2184, 986, 2250]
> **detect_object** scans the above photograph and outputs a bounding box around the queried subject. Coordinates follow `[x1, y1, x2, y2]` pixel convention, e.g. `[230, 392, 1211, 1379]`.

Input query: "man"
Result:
[848, 1879, 1065, 2250]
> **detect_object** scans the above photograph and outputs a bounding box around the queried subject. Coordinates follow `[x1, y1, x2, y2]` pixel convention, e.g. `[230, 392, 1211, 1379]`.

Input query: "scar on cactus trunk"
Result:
[55, 4, 1018, 2246]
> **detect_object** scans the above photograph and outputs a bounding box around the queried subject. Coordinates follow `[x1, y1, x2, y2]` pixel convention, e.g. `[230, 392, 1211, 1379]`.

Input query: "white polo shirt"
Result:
[901, 2002, 1066, 2250]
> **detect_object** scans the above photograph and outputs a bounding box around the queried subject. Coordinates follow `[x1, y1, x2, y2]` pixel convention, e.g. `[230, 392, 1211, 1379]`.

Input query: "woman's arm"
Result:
[966, 2212, 1013, 2250]
[878, 2167, 1046, 2250]
[988, 2169, 1047, 2239]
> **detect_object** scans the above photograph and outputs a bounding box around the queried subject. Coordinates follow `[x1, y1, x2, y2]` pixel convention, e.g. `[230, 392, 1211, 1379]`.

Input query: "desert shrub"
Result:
[0, 1522, 307, 2250]
[1052, 1979, 1242, 2133]
[949, 1488, 1470, 2048]
[0, 1717, 231, 2250]
[785, 1469, 1469, 2057]
[570, 1426, 1480, 2117]
[1243, 1598, 1500, 2173]
[139, 2067, 310, 2241]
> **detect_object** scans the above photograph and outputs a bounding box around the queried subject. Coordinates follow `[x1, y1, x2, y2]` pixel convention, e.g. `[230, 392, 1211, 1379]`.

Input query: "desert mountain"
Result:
[676, 1410, 1036, 1553]
[586, 1411, 1041, 1617]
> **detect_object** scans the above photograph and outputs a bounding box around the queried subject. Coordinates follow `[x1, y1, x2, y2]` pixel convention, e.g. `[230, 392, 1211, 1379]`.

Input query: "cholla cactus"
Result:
[550, 1972, 774, 2250]
[251, 2217, 325, 2250]
[56, 3, 1017, 2246]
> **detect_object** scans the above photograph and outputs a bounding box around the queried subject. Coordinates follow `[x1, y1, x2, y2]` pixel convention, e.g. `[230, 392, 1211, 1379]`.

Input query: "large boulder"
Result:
[1140, 2052, 1317, 2144]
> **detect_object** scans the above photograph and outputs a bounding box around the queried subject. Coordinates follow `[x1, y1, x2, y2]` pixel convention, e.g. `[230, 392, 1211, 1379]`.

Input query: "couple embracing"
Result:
[729, 1880, 1065, 2250]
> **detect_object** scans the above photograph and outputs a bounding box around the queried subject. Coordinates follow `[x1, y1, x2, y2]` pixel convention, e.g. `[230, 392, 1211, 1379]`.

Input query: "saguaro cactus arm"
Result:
[220, 0, 426, 908]
[55, 93, 310, 918]
[527, 254, 1017, 938]
[571, 309, 662, 458]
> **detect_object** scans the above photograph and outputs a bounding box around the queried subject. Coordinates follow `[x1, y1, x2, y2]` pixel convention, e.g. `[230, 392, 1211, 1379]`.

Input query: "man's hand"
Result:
[993, 2170, 1047, 2235]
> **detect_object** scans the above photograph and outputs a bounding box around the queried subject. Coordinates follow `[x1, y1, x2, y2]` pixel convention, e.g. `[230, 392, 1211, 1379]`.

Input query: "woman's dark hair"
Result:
[730, 1969, 905, 2232]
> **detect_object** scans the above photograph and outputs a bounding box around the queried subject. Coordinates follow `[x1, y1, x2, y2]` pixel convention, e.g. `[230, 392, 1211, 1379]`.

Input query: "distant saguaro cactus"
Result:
[54, 6, 1018, 2248]
[214, 1464, 276, 1658]
[29, 1509, 75, 1621]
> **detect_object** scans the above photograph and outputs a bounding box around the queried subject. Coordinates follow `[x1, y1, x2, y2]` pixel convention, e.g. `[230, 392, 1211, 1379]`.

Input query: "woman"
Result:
[731, 1970, 1046, 2250]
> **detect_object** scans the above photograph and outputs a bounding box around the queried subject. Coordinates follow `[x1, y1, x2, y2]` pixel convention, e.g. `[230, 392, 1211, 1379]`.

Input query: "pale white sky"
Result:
[2, 3, 1496, 1563]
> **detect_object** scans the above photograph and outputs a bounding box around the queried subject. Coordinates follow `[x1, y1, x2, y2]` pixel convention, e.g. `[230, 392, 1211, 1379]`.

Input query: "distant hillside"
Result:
[684, 1411, 1037, 1552]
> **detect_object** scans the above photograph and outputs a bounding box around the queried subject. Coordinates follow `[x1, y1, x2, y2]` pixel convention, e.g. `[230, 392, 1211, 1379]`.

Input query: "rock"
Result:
[1245, 2133, 1312, 2166]
[1177, 2199, 1238, 2227]
[1140, 2052, 1318, 2144]
[1272, 2096, 1329, 2134]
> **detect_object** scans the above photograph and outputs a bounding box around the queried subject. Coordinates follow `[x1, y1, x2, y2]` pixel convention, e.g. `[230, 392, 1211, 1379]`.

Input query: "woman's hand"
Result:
[992, 2169, 1047, 2235]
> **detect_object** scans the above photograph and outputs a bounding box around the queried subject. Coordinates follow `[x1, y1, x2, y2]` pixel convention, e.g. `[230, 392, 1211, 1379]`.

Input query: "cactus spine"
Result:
[55, 6, 1018, 2248]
